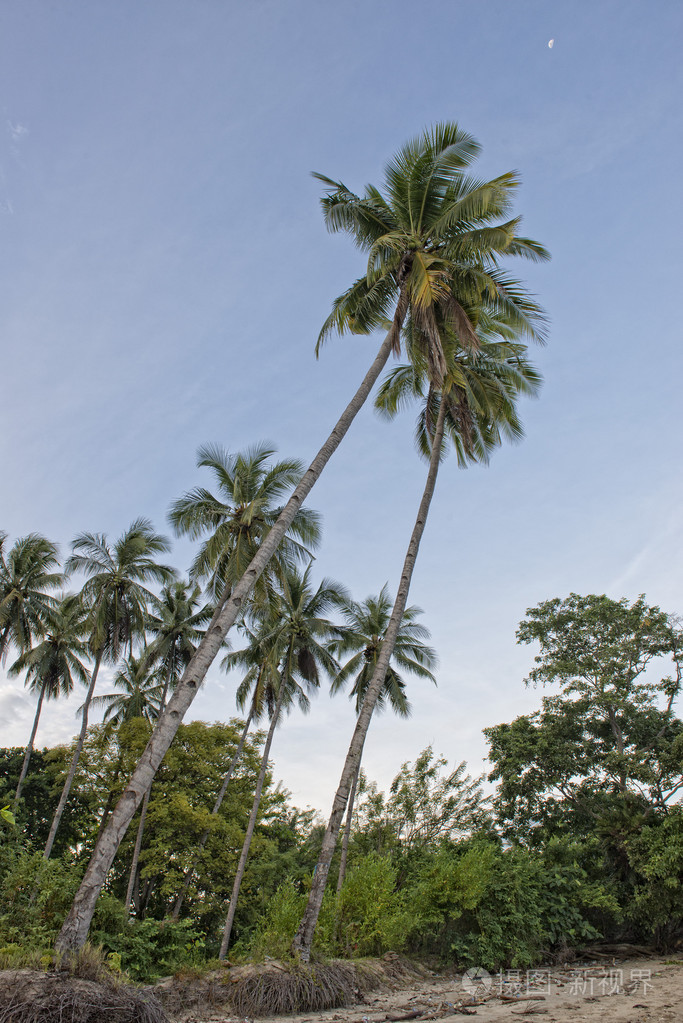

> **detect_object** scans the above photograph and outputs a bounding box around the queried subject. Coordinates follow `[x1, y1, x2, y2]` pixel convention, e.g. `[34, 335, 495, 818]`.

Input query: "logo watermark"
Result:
[460, 967, 654, 999]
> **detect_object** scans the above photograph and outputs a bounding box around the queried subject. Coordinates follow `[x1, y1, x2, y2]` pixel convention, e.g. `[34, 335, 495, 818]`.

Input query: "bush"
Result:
[93, 917, 206, 981]
[239, 880, 307, 960]
[335, 853, 410, 957]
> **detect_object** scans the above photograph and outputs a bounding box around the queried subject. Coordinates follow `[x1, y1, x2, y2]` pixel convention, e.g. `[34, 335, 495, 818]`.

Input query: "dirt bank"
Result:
[179, 954, 683, 1023]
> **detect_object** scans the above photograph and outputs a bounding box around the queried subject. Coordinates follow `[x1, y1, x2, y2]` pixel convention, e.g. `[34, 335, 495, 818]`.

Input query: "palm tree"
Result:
[169, 443, 321, 608]
[9, 594, 90, 808]
[165, 446, 320, 919]
[43, 519, 174, 859]
[0, 533, 63, 663]
[218, 566, 345, 957]
[57, 123, 546, 952]
[331, 587, 437, 891]
[90, 655, 165, 727]
[142, 579, 213, 707]
[292, 331, 544, 957]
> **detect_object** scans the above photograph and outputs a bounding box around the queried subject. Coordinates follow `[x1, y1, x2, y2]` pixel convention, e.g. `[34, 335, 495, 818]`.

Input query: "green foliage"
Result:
[0, 850, 82, 953]
[406, 841, 605, 970]
[626, 808, 683, 947]
[241, 880, 307, 960]
[0, 806, 14, 825]
[335, 853, 410, 956]
[94, 917, 206, 981]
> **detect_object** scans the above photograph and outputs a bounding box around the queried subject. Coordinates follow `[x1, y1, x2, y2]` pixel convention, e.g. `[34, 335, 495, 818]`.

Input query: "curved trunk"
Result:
[124, 784, 151, 917]
[44, 651, 102, 860]
[171, 705, 255, 920]
[14, 680, 47, 809]
[56, 317, 402, 954]
[336, 758, 360, 894]
[219, 680, 286, 958]
[291, 399, 447, 960]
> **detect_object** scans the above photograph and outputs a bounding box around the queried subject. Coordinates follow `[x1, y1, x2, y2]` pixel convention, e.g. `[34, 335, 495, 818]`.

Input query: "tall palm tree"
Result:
[331, 587, 437, 891]
[9, 594, 90, 808]
[218, 566, 345, 957]
[0, 533, 63, 663]
[169, 443, 321, 608]
[57, 123, 546, 953]
[44, 519, 174, 859]
[292, 330, 544, 957]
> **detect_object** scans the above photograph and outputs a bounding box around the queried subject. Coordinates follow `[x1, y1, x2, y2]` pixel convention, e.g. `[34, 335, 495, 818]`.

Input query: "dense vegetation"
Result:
[1, 590, 681, 980]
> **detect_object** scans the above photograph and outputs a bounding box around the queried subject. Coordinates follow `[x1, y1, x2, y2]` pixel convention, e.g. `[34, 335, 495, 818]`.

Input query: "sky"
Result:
[1, 0, 683, 815]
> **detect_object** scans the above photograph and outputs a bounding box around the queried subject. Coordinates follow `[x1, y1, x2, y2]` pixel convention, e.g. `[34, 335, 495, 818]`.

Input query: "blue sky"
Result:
[2, 0, 682, 812]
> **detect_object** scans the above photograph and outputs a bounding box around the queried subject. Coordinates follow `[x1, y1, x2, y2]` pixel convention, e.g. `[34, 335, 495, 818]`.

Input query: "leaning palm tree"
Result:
[292, 332, 544, 956]
[331, 588, 437, 891]
[218, 566, 346, 957]
[10, 594, 90, 809]
[43, 519, 174, 859]
[0, 533, 63, 663]
[57, 123, 547, 952]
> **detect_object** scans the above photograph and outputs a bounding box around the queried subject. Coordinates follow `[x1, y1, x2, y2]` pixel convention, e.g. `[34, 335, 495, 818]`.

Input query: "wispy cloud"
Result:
[7, 120, 29, 143]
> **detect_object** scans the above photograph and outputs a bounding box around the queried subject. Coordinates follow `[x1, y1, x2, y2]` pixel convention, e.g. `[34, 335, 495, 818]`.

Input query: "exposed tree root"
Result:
[0, 969, 169, 1023]
[154, 954, 429, 1019]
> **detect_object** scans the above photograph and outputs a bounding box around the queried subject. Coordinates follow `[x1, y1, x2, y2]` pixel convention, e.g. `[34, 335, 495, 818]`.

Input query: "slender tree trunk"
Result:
[172, 705, 255, 921]
[123, 665, 175, 917]
[44, 652, 103, 860]
[292, 400, 447, 960]
[14, 681, 47, 809]
[125, 785, 151, 917]
[336, 759, 360, 894]
[94, 750, 125, 843]
[56, 316, 403, 954]
[219, 683, 286, 959]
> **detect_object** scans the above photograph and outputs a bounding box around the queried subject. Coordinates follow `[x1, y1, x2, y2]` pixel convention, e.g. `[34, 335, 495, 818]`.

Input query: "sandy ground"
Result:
[188, 955, 683, 1023]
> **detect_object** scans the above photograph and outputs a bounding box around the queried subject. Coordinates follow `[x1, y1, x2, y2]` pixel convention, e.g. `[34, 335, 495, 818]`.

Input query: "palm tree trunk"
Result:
[14, 680, 47, 809]
[218, 681, 286, 959]
[44, 651, 103, 860]
[122, 661, 176, 917]
[56, 314, 404, 954]
[0, 625, 10, 665]
[124, 784, 151, 917]
[336, 759, 360, 894]
[292, 400, 447, 960]
[171, 705, 254, 920]
[94, 750, 125, 843]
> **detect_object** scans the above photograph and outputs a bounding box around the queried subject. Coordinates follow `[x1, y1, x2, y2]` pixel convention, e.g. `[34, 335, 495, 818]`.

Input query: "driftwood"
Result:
[577, 942, 657, 958]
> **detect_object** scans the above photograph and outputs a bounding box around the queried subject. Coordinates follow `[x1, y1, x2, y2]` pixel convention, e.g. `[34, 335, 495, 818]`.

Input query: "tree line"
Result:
[2, 592, 682, 978]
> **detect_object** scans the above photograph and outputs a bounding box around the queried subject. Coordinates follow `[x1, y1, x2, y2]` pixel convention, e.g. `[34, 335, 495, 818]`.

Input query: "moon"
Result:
[548, 39, 554, 48]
